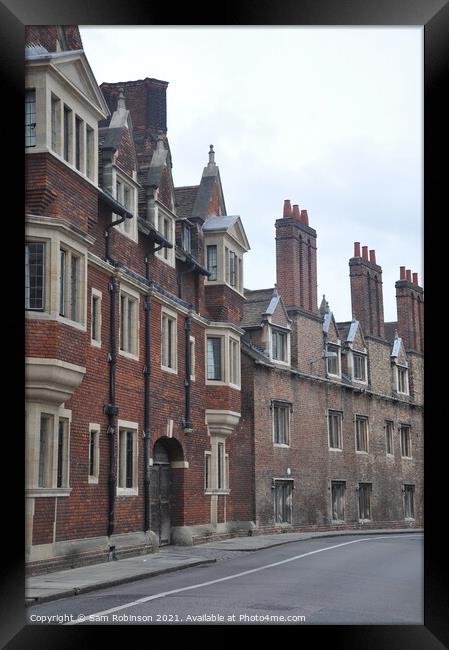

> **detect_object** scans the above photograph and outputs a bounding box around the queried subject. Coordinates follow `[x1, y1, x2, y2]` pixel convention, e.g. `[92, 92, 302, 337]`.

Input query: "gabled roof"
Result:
[148, 136, 168, 188]
[174, 186, 199, 218]
[26, 46, 109, 119]
[336, 319, 366, 348]
[241, 287, 289, 329]
[202, 215, 250, 251]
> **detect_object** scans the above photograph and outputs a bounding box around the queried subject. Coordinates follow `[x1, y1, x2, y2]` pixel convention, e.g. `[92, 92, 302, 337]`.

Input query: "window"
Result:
[204, 452, 212, 491]
[229, 337, 240, 386]
[397, 366, 409, 394]
[404, 485, 415, 519]
[56, 418, 69, 488]
[358, 483, 372, 520]
[59, 247, 81, 323]
[86, 125, 94, 179]
[63, 105, 72, 163]
[75, 115, 84, 172]
[229, 251, 237, 287]
[25, 89, 36, 147]
[355, 416, 369, 452]
[88, 425, 100, 483]
[385, 421, 394, 455]
[115, 177, 135, 238]
[51, 94, 61, 154]
[163, 217, 171, 260]
[207, 245, 217, 280]
[182, 224, 192, 254]
[207, 337, 222, 381]
[272, 329, 287, 362]
[400, 425, 412, 458]
[38, 414, 53, 488]
[273, 402, 290, 446]
[118, 425, 138, 494]
[161, 311, 177, 371]
[189, 336, 195, 381]
[326, 344, 340, 376]
[25, 242, 45, 310]
[274, 480, 293, 524]
[120, 291, 139, 357]
[91, 290, 102, 346]
[331, 481, 346, 521]
[217, 442, 225, 490]
[353, 353, 367, 382]
[328, 411, 343, 449]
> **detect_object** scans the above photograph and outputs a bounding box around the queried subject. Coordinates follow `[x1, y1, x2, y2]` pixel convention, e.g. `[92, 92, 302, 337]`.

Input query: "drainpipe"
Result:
[183, 315, 193, 432]
[105, 276, 119, 540]
[143, 253, 152, 533]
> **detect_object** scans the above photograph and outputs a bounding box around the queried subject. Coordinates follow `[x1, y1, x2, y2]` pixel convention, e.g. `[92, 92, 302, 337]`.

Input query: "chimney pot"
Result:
[412, 272, 418, 285]
[292, 204, 301, 220]
[400, 266, 406, 280]
[406, 269, 412, 282]
[354, 242, 361, 257]
[300, 209, 309, 225]
[283, 200, 292, 218]
[369, 250, 376, 264]
[362, 246, 369, 260]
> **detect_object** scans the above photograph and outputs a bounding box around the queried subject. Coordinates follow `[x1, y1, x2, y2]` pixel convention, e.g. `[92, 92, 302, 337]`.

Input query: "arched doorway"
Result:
[151, 437, 184, 545]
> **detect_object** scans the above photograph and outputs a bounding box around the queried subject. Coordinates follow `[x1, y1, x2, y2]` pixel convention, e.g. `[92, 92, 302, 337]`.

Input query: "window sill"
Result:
[401, 455, 413, 460]
[273, 443, 291, 449]
[358, 518, 372, 523]
[88, 476, 99, 484]
[205, 489, 230, 496]
[161, 364, 178, 375]
[386, 453, 395, 459]
[356, 450, 369, 455]
[26, 488, 72, 498]
[57, 315, 87, 332]
[91, 339, 102, 349]
[117, 488, 138, 497]
[331, 519, 345, 524]
[119, 349, 139, 361]
[329, 446, 343, 452]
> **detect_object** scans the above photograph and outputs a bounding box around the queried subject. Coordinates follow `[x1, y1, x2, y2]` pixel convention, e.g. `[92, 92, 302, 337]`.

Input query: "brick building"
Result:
[238, 201, 423, 531]
[25, 26, 423, 573]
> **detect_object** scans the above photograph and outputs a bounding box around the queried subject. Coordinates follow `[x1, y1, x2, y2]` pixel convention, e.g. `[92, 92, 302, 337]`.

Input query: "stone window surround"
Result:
[330, 480, 346, 522]
[25, 221, 88, 332]
[154, 201, 176, 268]
[204, 435, 230, 495]
[399, 423, 413, 459]
[90, 288, 102, 347]
[269, 325, 291, 367]
[203, 232, 245, 297]
[354, 414, 370, 454]
[327, 409, 343, 451]
[326, 341, 342, 378]
[119, 283, 140, 361]
[112, 166, 139, 243]
[25, 402, 72, 498]
[161, 306, 178, 374]
[117, 419, 139, 496]
[348, 347, 368, 384]
[271, 399, 292, 447]
[394, 362, 410, 396]
[25, 57, 102, 186]
[205, 327, 241, 389]
[385, 420, 395, 457]
[403, 483, 415, 520]
[88, 422, 100, 484]
[357, 482, 372, 522]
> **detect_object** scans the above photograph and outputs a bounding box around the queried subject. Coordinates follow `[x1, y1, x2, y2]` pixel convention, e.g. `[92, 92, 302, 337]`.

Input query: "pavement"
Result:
[25, 527, 423, 606]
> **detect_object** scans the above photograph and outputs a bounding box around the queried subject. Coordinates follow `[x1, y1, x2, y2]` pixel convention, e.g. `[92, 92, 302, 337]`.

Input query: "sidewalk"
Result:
[25, 527, 423, 606]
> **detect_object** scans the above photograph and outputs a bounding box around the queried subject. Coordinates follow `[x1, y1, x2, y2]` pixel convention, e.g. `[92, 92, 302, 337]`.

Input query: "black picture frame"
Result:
[1, 0, 447, 647]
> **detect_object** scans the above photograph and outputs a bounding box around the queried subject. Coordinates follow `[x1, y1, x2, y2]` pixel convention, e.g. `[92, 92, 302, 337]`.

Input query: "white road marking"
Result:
[65, 534, 422, 624]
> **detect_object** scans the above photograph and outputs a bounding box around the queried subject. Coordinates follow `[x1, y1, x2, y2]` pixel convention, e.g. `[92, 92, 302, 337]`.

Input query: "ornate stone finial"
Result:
[273, 284, 279, 296]
[319, 294, 329, 315]
[394, 328, 399, 340]
[208, 144, 215, 165]
[117, 86, 126, 111]
[156, 132, 165, 151]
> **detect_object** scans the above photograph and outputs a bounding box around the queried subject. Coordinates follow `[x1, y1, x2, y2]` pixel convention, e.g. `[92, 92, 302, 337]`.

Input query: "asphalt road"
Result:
[27, 534, 423, 626]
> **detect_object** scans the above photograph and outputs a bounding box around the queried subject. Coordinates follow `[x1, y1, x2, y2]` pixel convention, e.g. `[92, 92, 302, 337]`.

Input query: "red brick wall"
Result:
[349, 256, 385, 339]
[396, 280, 424, 353]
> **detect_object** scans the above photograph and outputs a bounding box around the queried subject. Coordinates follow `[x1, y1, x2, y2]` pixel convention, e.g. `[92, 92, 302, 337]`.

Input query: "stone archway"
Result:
[151, 437, 185, 545]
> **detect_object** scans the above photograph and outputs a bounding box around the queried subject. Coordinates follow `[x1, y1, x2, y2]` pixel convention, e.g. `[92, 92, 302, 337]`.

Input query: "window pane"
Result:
[75, 116, 82, 171]
[63, 106, 72, 162]
[86, 125, 94, 179]
[59, 249, 66, 316]
[25, 242, 44, 310]
[71, 255, 78, 321]
[57, 418, 68, 488]
[38, 414, 52, 487]
[207, 337, 222, 380]
[25, 89, 36, 147]
[120, 295, 126, 351]
[51, 95, 60, 153]
[89, 430, 96, 477]
[126, 430, 133, 488]
[217, 443, 224, 489]
[207, 246, 217, 280]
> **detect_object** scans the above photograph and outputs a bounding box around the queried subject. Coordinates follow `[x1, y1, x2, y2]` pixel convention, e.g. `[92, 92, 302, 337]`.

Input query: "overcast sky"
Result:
[80, 26, 422, 323]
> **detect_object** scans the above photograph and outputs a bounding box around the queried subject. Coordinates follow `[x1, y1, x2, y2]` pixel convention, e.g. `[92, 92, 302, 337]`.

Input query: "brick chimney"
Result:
[395, 268, 424, 353]
[275, 200, 318, 314]
[349, 242, 385, 338]
[25, 25, 83, 52]
[100, 78, 168, 134]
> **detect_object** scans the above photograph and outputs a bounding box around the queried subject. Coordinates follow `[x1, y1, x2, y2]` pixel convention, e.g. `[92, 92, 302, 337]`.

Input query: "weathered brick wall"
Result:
[205, 285, 245, 323]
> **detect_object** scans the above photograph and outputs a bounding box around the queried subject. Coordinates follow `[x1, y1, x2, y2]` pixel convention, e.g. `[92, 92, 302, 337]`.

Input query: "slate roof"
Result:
[240, 288, 276, 328]
[174, 186, 199, 218]
[202, 214, 240, 232]
[337, 321, 352, 342]
[385, 321, 399, 343]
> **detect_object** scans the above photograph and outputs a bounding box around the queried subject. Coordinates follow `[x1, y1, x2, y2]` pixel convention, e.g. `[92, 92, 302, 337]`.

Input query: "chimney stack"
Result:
[396, 267, 424, 353]
[276, 200, 318, 314]
[349, 243, 385, 339]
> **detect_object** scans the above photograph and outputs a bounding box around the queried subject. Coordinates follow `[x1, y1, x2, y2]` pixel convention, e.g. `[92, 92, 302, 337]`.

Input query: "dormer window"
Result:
[115, 173, 138, 241]
[352, 351, 367, 383]
[397, 365, 409, 395]
[203, 215, 249, 295]
[271, 327, 290, 366]
[326, 343, 341, 377]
